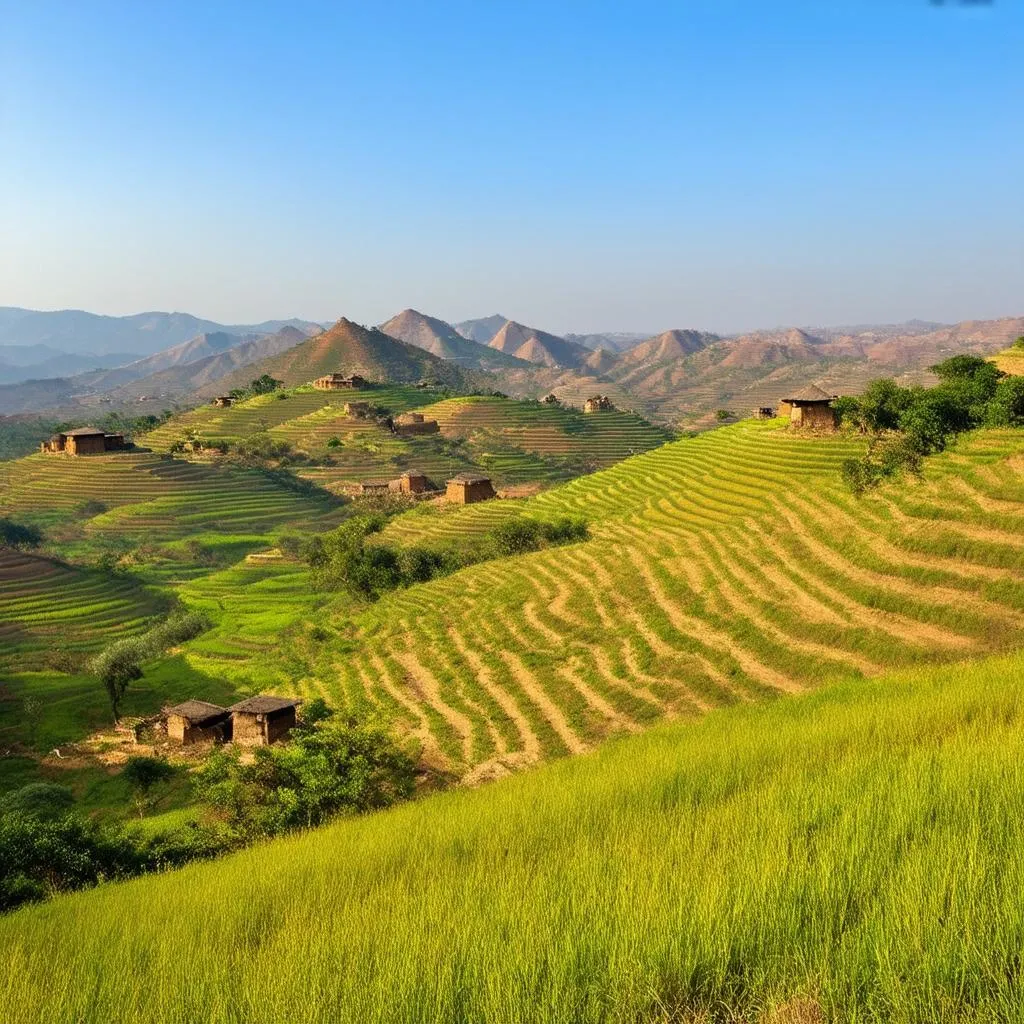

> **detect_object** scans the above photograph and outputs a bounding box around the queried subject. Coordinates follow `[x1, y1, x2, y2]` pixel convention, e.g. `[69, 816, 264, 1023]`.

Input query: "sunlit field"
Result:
[4, 650, 1024, 1023]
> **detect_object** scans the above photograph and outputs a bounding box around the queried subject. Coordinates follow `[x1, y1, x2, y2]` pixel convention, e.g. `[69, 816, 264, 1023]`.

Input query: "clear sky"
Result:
[1, 0, 1021, 334]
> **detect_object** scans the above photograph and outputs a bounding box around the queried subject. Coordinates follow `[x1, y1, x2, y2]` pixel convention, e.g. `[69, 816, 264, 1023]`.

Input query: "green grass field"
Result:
[4, 649, 1024, 1023]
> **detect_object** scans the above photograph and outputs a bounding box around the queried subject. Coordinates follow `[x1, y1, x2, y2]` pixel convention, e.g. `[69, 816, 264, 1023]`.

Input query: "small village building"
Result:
[230, 695, 302, 747]
[165, 700, 231, 746]
[356, 479, 392, 495]
[343, 401, 371, 417]
[543, 393, 561, 405]
[446, 473, 496, 504]
[779, 385, 838, 430]
[394, 412, 440, 436]
[390, 470, 430, 494]
[40, 428, 129, 455]
[313, 373, 367, 390]
[752, 406, 775, 420]
[212, 395, 233, 408]
[583, 395, 614, 414]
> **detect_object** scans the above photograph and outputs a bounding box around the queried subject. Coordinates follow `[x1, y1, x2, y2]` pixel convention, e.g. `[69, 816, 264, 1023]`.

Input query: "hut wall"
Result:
[790, 403, 836, 430]
[67, 435, 107, 455]
[395, 419, 439, 436]
[265, 707, 297, 744]
[448, 480, 495, 504]
[231, 712, 266, 746]
[778, 401, 793, 419]
[166, 714, 229, 746]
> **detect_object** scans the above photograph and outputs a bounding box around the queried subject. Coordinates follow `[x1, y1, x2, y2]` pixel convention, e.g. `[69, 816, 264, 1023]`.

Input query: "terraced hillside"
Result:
[0, 548, 168, 671]
[261, 421, 1024, 781]
[140, 388, 672, 491]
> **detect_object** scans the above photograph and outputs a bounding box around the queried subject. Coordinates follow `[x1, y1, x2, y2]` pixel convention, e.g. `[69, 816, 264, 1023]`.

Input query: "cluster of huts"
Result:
[354, 469, 496, 504]
[583, 395, 615, 414]
[314, 373, 368, 391]
[753, 384, 839, 431]
[164, 695, 301, 747]
[40, 428, 130, 455]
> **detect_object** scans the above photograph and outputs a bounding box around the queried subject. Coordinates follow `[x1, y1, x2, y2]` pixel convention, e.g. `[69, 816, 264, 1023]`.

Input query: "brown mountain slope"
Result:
[199, 318, 473, 395]
[488, 321, 590, 368]
[379, 310, 530, 370]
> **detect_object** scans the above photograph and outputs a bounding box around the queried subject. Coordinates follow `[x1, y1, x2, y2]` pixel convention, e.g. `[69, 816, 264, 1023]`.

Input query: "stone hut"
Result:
[40, 428, 129, 455]
[230, 695, 302, 747]
[165, 700, 231, 745]
[394, 412, 440, 436]
[583, 395, 614, 414]
[752, 406, 775, 420]
[212, 395, 233, 408]
[391, 470, 430, 494]
[313, 373, 367, 390]
[343, 401, 371, 417]
[779, 385, 838, 430]
[446, 473, 496, 504]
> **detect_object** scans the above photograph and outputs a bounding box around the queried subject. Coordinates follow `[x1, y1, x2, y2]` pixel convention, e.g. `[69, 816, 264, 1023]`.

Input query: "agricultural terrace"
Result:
[276, 420, 1024, 781]
[6, 649, 1024, 1023]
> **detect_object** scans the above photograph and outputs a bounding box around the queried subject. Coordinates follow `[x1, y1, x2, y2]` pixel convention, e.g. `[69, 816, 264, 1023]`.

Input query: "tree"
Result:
[0, 783, 74, 821]
[986, 376, 1024, 426]
[89, 639, 146, 721]
[121, 756, 175, 817]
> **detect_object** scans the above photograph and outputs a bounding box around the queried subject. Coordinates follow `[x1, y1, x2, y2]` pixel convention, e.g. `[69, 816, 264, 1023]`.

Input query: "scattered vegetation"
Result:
[0, 517, 42, 549]
[303, 512, 589, 599]
[837, 355, 1021, 493]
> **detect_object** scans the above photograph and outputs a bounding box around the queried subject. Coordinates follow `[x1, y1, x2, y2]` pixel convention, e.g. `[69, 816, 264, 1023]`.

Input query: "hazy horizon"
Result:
[2, 1, 1021, 335]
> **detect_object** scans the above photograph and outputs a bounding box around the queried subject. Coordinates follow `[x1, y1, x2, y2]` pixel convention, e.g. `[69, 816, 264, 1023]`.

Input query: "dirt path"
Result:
[361, 653, 442, 762]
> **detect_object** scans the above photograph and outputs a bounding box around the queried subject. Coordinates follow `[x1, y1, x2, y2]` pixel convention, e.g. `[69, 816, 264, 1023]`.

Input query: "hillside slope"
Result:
[488, 320, 591, 368]
[379, 310, 529, 371]
[4, 649, 1024, 1023]
[167, 419, 1024, 780]
[203, 318, 473, 394]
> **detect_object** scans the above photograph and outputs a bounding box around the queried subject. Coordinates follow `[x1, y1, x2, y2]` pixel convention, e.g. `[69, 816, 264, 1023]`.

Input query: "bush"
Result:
[195, 715, 416, 838]
[146, 609, 210, 649]
[0, 517, 42, 549]
[0, 784, 75, 821]
[490, 517, 543, 556]
[986, 376, 1024, 427]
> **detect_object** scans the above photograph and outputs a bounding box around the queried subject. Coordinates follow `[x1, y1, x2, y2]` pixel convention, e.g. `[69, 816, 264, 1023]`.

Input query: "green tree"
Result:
[986, 376, 1024, 426]
[89, 638, 146, 721]
[0, 518, 43, 549]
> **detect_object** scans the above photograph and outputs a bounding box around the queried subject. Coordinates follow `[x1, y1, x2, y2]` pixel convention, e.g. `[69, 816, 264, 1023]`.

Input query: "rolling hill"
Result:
[4, 420, 1024, 1018]
[452, 314, 509, 344]
[202, 318, 474, 394]
[379, 309, 530, 371]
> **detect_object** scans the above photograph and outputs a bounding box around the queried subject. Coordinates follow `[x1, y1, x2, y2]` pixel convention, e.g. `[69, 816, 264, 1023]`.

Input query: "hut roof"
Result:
[781, 384, 835, 403]
[63, 426, 106, 436]
[400, 469, 427, 478]
[166, 699, 228, 725]
[230, 695, 302, 715]
[448, 473, 491, 484]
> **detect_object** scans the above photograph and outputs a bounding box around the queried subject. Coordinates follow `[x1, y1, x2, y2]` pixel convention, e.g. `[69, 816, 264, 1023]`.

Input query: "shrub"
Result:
[121, 757, 176, 817]
[89, 638, 148, 720]
[326, 436, 342, 448]
[146, 609, 210, 649]
[986, 376, 1024, 427]
[0, 784, 75, 821]
[195, 715, 416, 838]
[0, 517, 42, 549]
[490, 517, 543, 556]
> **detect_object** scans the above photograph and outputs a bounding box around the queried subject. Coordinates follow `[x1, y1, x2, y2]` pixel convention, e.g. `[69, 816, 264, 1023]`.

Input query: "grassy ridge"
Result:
[4, 650, 1024, 1022]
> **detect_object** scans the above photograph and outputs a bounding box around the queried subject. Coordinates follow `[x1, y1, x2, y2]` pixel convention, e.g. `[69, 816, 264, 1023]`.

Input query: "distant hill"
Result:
[0, 326, 315, 416]
[452, 314, 508, 345]
[379, 310, 530, 370]
[487, 320, 591, 368]
[202, 317, 474, 395]
[0, 307, 321, 357]
[563, 331, 649, 353]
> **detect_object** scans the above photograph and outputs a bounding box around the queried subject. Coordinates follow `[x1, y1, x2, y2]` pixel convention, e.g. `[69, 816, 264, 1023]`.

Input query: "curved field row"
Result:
[0, 549, 168, 669]
[252, 421, 1024, 780]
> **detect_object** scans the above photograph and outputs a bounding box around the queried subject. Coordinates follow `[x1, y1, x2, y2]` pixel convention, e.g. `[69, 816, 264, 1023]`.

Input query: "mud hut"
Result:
[779, 385, 838, 430]
[165, 700, 231, 745]
[212, 396, 233, 408]
[752, 406, 775, 420]
[394, 412, 440, 436]
[40, 428, 128, 455]
[343, 401, 371, 417]
[314, 373, 367, 390]
[446, 473, 496, 504]
[392, 470, 431, 494]
[583, 395, 614, 414]
[229, 695, 302, 747]
[355, 479, 391, 495]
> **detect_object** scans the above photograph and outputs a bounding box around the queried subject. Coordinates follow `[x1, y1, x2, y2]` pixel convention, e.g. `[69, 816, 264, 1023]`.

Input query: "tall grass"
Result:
[4, 651, 1024, 1023]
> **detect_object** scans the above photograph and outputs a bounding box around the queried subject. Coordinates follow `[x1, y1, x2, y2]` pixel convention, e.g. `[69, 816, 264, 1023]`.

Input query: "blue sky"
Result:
[1, 0, 1020, 333]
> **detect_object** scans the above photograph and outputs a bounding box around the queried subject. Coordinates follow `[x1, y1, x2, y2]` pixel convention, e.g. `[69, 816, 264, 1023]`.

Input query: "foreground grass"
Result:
[4, 651, 1024, 1022]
